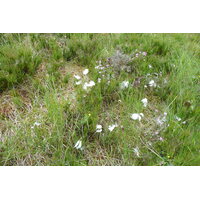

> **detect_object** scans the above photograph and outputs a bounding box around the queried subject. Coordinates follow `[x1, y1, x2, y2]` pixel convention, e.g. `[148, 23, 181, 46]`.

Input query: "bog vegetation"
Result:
[0, 33, 199, 165]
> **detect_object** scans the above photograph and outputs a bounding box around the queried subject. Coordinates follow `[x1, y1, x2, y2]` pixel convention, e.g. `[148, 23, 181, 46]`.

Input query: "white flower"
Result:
[99, 66, 105, 70]
[141, 98, 148, 107]
[74, 75, 81, 80]
[148, 65, 153, 69]
[130, 113, 144, 121]
[75, 81, 82, 85]
[159, 137, 164, 141]
[83, 81, 96, 90]
[154, 131, 159, 135]
[88, 81, 95, 87]
[74, 140, 83, 150]
[31, 122, 41, 129]
[149, 80, 157, 87]
[120, 81, 129, 89]
[108, 124, 118, 132]
[34, 122, 41, 126]
[133, 147, 140, 157]
[175, 116, 181, 121]
[83, 69, 89, 75]
[139, 113, 144, 117]
[142, 52, 147, 56]
[96, 124, 102, 133]
[83, 83, 88, 90]
[182, 121, 186, 124]
[97, 78, 101, 83]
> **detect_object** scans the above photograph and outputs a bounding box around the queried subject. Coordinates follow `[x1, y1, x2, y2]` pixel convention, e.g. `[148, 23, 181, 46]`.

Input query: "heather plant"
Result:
[0, 43, 41, 92]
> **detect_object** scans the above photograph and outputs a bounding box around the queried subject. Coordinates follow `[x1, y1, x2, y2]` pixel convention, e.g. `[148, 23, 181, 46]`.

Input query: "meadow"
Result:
[0, 33, 199, 166]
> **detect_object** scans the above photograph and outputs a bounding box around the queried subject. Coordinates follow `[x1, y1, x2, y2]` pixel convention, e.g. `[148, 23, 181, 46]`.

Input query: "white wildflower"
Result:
[74, 140, 83, 150]
[83, 84, 87, 90]
[154, 131, 159, 135]
[149, 80, 157, 87]
[97, 78, 101, 83]
[31, 122, 41, 129]
[175, 116, 181, 121]
[182, 121, 186, 124]
[139, 113, 144, 117]
[83, 69, 89, 75]
[130, 113, 144, 121]
[75, 81, 82, 85]
[142, 52, 147, 56]
[133, 147, 140, 157]
[96, 124, 102, 133]
[148, 65, 153, 69]
[34, 122, 41, 126]
[99, 66, 105, 70]
[83, 81, 96, 90]
[108, 124, 118, 132]
[141, 98, 148, 107]
[74, 75, 81, 80]
[88, 81, 95, 86]
[120, 81, 129, 89]
[159, 137, 164, 141]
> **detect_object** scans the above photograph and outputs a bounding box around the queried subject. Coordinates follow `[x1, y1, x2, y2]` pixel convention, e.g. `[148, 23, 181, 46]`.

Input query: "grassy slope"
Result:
[0, 33, 199, 166]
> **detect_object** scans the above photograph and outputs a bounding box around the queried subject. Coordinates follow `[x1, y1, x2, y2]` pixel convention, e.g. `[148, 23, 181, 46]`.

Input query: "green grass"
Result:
[0, 33, 199, 166]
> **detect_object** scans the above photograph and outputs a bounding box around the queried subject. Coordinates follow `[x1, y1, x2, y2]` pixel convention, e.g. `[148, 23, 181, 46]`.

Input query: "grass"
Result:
[0, 33, 199, 166]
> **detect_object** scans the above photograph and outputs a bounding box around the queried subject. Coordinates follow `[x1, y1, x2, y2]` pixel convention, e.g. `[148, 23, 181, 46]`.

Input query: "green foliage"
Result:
[0, 33, 199, 166]
[0, 43, 41, 92]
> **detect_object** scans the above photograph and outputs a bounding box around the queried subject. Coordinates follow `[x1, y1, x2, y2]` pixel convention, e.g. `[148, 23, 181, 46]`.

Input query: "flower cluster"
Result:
[83, 81, 95, 90]
[96, 123, 119, 133]
[74, 69, 96, 91]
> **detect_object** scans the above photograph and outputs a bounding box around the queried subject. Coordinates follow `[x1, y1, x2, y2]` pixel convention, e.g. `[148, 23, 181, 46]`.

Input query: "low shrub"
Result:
[0, 44, 41, 92]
